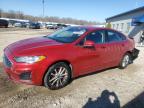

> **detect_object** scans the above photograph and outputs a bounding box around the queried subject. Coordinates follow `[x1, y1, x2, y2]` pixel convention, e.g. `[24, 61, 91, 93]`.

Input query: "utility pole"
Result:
[42, 0, 45, 18]
[135, 0, 138, 8]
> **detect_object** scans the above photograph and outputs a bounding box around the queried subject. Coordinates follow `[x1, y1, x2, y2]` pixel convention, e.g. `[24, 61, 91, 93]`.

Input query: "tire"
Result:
[119, 53, 131, 69]
[44, 62, 71, 90]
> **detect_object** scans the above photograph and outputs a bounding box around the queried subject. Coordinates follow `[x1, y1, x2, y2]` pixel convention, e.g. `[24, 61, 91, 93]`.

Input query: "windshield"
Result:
[46, 27, 87, 43]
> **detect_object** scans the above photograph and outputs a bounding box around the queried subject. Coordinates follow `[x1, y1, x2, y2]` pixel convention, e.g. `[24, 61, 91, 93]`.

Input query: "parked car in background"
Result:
[46, 23, 68, 29]
[46, 23, 58, 29]
[29, 22, 42, 29]
[3, 26, 139, 90]
[14, 23, 22, 27]
[0, 19, 9, 28]
[57, 24, 68, 29]
[21, 22, 30, 28]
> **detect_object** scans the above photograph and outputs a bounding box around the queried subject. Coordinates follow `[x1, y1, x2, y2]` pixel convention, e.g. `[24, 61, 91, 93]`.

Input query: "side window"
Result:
[118, 33, 126, 40]
[86, 31, 105, 44]
[106, 31, 124, 43]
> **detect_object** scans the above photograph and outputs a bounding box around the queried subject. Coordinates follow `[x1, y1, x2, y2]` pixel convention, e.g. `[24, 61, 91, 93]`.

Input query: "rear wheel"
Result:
[119, 53, 131, 69]
[44, 62, 71, 90]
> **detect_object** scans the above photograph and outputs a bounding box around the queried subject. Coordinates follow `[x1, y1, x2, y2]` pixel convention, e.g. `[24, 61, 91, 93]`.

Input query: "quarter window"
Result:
[118, 33, 126, 40]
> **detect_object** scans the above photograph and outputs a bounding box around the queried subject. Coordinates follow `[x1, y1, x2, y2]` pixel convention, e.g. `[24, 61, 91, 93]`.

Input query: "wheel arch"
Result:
[42, 60, 73, 85]
[126, 51, 133, 55]
[124, 50, 133, 59]
[122, 50, 133, 59]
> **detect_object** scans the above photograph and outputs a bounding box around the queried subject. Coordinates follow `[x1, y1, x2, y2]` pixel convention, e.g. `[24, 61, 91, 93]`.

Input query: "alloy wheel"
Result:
[48, 66, 68, 88]
[122, 55, 129, 67]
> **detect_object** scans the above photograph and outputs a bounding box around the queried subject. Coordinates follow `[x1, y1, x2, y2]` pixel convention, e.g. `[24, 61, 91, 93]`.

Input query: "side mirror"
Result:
[84, 40, 95, 49]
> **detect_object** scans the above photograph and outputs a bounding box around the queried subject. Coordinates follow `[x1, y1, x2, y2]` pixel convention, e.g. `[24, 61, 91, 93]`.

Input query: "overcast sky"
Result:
[0, 0, 144, 22]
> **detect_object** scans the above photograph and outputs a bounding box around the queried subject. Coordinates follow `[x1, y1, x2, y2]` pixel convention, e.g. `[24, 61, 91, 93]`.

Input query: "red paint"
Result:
[3, 27, 135, 86]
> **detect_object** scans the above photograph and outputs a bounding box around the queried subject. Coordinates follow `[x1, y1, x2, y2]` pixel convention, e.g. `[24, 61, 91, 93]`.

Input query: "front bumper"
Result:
[4, 67, 33, 85]
[3, 48, 48, 85]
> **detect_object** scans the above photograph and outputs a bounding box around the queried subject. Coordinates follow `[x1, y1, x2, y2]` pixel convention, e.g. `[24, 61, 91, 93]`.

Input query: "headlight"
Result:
[14, 56, 46, 64]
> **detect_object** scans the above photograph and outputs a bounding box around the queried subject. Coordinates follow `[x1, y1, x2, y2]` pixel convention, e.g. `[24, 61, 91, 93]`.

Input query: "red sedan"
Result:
[3, 26, 139, 89]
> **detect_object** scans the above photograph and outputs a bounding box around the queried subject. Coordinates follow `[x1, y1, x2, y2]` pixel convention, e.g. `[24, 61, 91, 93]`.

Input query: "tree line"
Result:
[0, 9, 104, 25]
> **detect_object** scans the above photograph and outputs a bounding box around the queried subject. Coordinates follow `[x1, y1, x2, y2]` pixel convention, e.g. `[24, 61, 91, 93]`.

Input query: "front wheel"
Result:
[44, 62, 71, 90]
[119, 54, 131, 69]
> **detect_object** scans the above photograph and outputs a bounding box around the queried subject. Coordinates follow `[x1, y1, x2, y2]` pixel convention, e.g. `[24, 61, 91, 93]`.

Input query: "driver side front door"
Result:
[75, 30, 107, 75]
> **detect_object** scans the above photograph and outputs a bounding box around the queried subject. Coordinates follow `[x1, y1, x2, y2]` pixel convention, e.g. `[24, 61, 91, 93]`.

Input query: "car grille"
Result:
[3, 54, 12, 67]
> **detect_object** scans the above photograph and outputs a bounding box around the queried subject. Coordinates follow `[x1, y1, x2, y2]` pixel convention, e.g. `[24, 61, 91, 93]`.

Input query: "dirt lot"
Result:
[0, 28, 144, 108]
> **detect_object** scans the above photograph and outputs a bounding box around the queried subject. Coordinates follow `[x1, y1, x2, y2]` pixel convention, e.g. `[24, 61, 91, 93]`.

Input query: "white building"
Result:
[106, 6, 144, 42]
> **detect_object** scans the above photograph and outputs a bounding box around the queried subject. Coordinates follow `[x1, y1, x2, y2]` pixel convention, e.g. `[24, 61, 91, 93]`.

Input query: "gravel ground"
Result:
[0, 28, 144, 108]
[0, 27, 29, 32]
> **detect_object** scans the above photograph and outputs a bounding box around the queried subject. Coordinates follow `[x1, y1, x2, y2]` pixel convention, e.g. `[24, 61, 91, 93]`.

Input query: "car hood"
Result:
[7, 37, 63, 56]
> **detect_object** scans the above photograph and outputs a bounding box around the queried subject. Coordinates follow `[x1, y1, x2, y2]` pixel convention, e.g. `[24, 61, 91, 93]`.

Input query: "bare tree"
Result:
[17, 11, 24, 19]
[0, 9, 2, 18]
[0, 9, 104, 25]
[7, 10, 16, 18]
